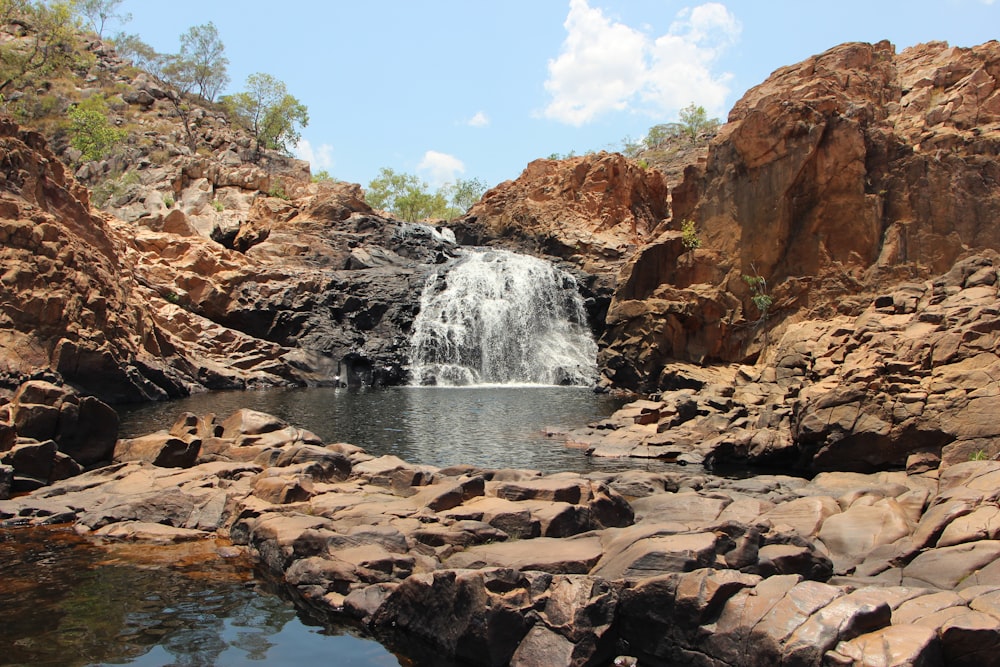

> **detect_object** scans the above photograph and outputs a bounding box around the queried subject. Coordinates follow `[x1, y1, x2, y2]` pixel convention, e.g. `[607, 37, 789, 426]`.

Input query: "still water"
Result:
[118, 385, 628, 474]
[0, 527, 403, 667]
[6, 387, 630, 666]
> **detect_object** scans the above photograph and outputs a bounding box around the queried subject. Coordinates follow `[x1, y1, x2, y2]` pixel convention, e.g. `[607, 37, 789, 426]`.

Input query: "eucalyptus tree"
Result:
[76, 0, 130, 38]
[222, 72, 309, 155]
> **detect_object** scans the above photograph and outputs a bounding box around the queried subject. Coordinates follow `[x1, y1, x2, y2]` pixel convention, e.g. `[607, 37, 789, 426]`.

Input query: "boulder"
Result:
[10, 381, 118, 466]
[114, 433, 200, 468]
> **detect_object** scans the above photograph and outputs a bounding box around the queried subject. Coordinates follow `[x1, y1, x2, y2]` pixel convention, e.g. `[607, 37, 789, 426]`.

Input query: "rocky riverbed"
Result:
[3, 407, 1000, 666]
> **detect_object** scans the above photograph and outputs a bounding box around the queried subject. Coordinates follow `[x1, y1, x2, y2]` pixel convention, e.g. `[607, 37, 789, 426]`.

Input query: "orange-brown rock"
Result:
[8, 410, 1000, 666]
[602, 40, 1000, 392]
[460, 152, 670, 273]
[0, 117, 163, 401]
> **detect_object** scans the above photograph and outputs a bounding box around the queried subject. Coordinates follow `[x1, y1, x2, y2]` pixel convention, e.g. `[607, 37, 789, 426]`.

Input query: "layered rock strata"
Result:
[4, 410, 1000, 665]
[574, 253, 1000, 473]
[600, 40, 1000, 392]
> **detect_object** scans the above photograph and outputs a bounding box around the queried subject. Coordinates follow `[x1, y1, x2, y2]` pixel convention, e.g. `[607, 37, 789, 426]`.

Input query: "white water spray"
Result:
[409, 249, 598, 386]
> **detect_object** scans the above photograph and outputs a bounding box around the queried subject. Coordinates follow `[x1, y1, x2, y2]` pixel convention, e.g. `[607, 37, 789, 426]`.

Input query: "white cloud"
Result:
[417, 150, 465, 187]
[542, 1, 741, 125]
[294, 139, 334, 171]
[468, 111, 490, 127]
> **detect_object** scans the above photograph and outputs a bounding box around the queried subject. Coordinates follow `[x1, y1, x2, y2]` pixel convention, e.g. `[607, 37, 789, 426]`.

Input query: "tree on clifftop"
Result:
[76, 0, 130, 39]
[643, 103, 720, 147]
[365, 168, 483, 221]
[177, 22, 228, 102]
[222, 72, 308, 156]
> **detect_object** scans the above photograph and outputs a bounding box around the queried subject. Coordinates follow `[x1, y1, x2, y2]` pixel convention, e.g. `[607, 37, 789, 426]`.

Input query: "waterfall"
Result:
[409, 249, 598, 386]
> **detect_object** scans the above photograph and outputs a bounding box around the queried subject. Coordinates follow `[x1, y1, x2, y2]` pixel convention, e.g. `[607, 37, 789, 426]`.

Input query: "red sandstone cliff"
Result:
[602, 40, 1000, 391]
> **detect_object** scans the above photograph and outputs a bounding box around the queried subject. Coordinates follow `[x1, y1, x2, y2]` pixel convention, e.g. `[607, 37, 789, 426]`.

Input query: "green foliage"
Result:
[620, 135, 644, 158]
[222, 72, 308, 155]
[75, 0, 130, 38]
[365, 167, 478, 221]
[0, 0, 84, 95]
[267, 180, 288, 200]
[970, 449, 990, 461]
[67, 94, 126, 162]
[447, 177, 488, 212]
[163, 194, 174, 207]
[90, 169, 139, 208]
[311, 169, 336, 182]
[111, 31, 159, 72]
[677, 103, 720, 141]
[211, 199, 224, 212]
[680, 219, 701, 252]
[177, 22, 228, 102]
[635, 103, 722, 153]
[742, 269, 773, 321]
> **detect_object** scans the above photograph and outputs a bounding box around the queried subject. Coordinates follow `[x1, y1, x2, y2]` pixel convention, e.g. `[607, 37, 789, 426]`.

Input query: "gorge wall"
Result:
[4, 36, 1000, 411]
[600, 39, 1000, 392]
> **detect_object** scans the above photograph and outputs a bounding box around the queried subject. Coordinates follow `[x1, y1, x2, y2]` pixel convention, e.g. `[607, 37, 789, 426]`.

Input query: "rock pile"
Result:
[4, 409, 1000, 665]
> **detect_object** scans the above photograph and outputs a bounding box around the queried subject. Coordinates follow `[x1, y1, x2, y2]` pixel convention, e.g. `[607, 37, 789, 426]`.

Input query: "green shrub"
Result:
[90, 170, 140, 208]
[67, 94, 126, 162]
[681, 219, 701, 252]
[742, 270, 773, 321]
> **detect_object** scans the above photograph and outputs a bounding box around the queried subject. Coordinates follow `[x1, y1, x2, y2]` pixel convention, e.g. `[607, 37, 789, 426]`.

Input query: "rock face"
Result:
[0, 380, 117, 495]
[602, 40, 1000, 392]
[570, 252, 1000, 473]
[5, 410, 1000, 666]
[460, 152, 670, 274]
[0, 114, 459, 402]
[0, 118, 162, 402]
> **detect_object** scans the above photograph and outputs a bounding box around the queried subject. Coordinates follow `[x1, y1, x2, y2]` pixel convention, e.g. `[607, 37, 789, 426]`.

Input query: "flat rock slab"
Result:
[903, 540, 1000, 589]
[591, 532, 719, 580]
[92, 520, 210, 543]
[444, 535, 603, 574]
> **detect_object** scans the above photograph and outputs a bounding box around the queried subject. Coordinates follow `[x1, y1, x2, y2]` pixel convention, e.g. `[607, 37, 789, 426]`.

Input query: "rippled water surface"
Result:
[119, 386, 629, 473]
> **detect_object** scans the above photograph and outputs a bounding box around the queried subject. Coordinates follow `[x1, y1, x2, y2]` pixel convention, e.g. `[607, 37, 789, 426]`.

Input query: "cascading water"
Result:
[409, 249, 598, 386]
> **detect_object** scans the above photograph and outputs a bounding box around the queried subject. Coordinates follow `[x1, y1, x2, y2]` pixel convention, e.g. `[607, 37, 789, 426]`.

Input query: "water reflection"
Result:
[0, 527, 402, 667]
[118, 386, 633, 474]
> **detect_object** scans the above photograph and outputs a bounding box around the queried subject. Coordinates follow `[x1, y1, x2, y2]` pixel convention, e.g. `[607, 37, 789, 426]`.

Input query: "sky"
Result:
[118, 0, 999, 191]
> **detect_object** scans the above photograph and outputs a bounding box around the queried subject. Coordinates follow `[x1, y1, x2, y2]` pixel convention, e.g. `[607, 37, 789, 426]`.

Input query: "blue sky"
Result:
[120, 1, 998, 191]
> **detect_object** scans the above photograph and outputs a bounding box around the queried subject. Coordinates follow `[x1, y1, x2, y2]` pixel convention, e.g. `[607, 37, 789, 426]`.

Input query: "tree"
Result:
[110, 31, 159, 72]
[448, 177, 487, 212]
[680, 219, 701, 262]
[68, 93, 126, 161]
[365, 167, 458, 221]
[177, 22, 228, 102]
[0, 0, 83, 95]
[76, 0, 130, 39]
[365, 167, 422, 214]
[640, 103, 721, 150]
[677, 103, 720, 141]
[742, 266, 773, 323]
[223, 72, 309, 155]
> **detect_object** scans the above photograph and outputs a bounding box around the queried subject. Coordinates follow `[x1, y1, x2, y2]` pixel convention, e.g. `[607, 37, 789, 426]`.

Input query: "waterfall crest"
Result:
[409, 249, 598, 386]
